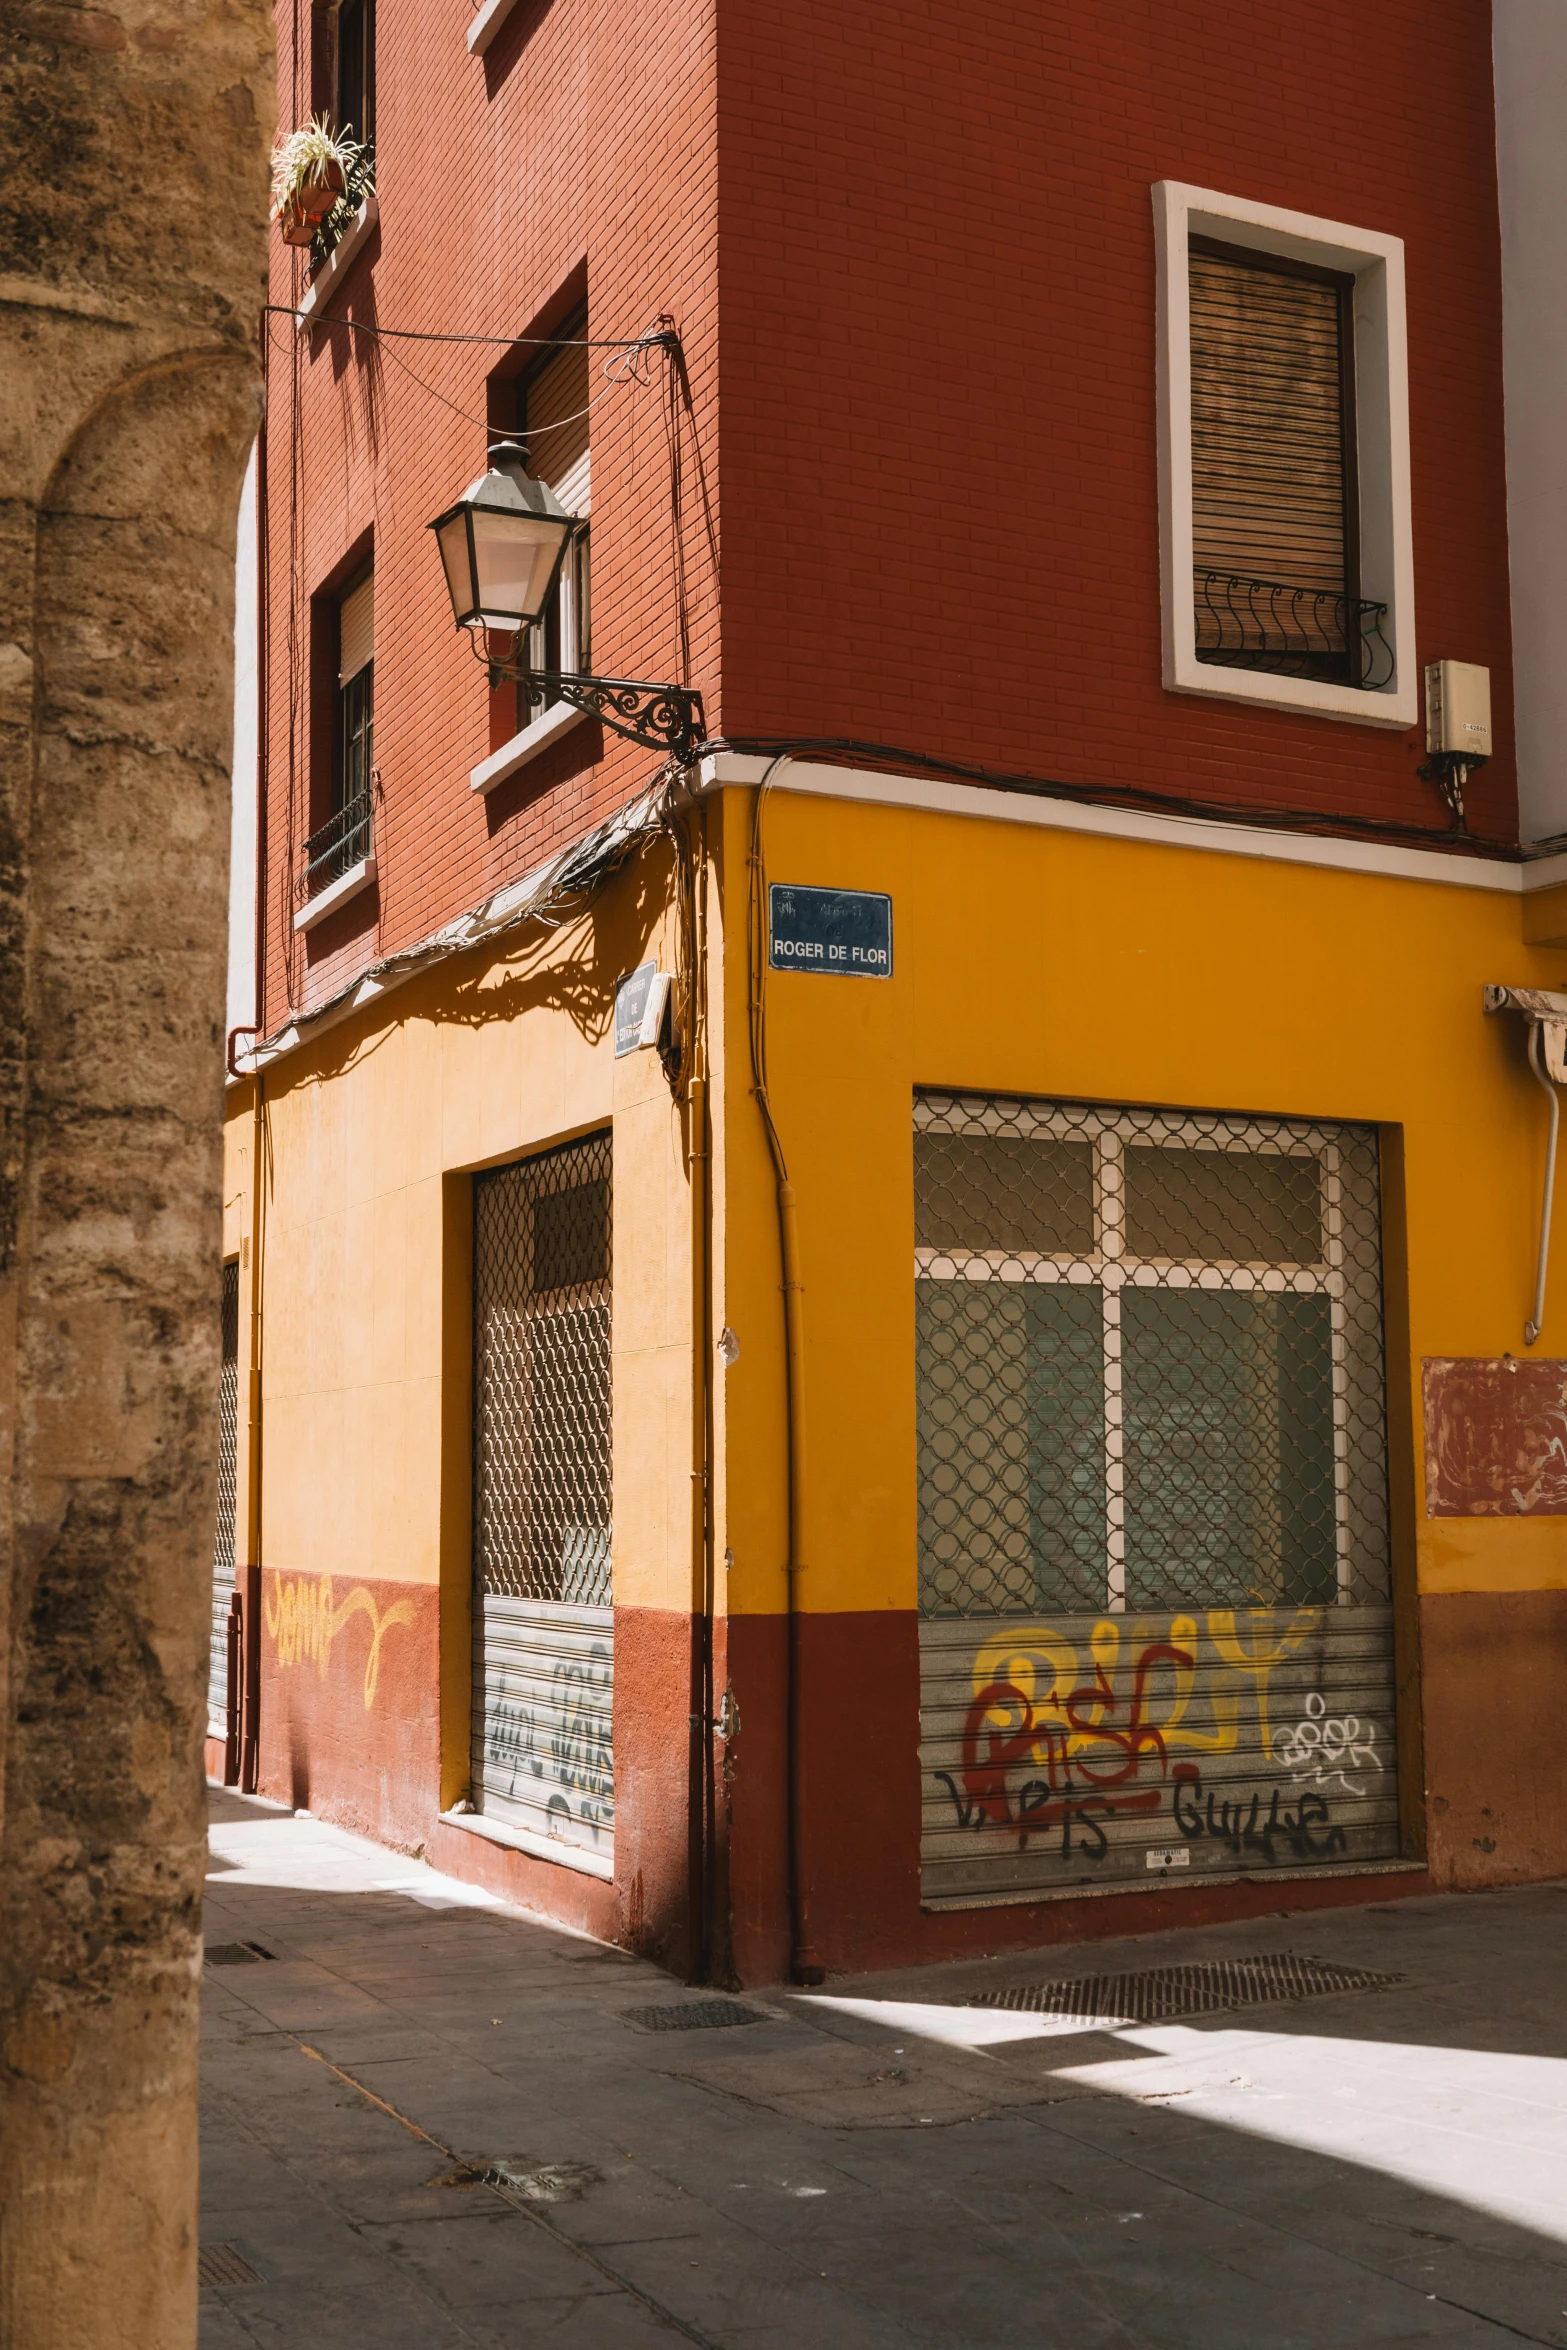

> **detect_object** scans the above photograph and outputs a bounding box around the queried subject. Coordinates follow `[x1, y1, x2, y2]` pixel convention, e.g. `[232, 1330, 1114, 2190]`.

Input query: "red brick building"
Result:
[222, 1, 1567, 1985]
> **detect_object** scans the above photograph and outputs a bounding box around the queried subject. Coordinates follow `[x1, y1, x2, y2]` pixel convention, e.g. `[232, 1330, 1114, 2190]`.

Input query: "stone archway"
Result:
[0, 17, 272, 2346]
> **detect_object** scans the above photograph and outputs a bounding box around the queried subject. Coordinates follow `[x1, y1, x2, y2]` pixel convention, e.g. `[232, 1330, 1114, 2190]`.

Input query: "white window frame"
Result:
[1153, 179, 1416, 729]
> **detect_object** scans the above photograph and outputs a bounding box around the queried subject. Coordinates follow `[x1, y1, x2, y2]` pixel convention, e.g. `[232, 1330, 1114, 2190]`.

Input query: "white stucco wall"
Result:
[227, 442, 258, 1033]
[1494, 1, 1567, 846]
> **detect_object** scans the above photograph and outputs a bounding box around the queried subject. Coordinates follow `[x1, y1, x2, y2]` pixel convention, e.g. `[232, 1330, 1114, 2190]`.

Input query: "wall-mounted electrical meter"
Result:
[1425, 661, 1493, 760]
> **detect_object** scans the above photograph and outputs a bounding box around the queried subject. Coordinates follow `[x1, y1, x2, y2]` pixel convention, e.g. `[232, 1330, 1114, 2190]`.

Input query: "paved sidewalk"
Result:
[201, 1788, 1567, 2348]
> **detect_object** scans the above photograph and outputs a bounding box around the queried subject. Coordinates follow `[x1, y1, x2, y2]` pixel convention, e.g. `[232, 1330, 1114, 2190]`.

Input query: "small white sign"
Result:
[1145, 1846, 1191, 1871]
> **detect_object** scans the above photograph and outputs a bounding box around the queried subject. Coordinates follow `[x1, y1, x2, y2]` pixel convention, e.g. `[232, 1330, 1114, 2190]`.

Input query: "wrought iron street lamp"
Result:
[428, 443, 705, 758]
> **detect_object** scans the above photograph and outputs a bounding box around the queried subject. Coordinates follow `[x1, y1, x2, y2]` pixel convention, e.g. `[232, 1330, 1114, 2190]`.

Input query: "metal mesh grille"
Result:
[207, 1258, 240, 1731]
[474, 1134, 612, 1606]
[915, 1094, 1389, 1618]
[965, 1952, 1402, 2024]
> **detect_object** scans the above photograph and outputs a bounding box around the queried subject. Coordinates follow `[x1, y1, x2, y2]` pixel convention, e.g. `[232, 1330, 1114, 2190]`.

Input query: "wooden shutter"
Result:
[338, 571, 374, 685]
[524, 333, 590, 513]
[1189, 238, 1355, 596]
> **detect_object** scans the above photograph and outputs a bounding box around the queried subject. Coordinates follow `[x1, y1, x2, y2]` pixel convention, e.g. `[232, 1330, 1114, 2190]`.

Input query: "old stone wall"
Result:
[0, 9, 271, 2345]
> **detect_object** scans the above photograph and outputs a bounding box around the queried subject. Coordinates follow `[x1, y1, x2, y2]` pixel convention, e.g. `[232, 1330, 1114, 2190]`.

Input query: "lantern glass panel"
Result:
[471, 509, 571, 631]
[436, 513, 475, 625]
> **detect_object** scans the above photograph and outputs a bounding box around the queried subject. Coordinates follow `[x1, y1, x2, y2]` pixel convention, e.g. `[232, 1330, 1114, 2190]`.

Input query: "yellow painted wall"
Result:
[222, 857, 700, 1799]
[220, 780, 1567, 1765]
[708, 781, 1567, 1618]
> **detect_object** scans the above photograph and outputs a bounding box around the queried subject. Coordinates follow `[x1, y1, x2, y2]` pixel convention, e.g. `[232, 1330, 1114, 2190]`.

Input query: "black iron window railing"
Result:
[1193, 569, 1393, 690]
[297, 788, 373, 906]
[311, 139, 374, 269]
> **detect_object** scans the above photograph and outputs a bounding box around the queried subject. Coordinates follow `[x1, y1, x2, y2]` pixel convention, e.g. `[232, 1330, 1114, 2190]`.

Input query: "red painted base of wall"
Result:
[425, 1820, 618, 1940]
[725, 1610, 1444, 1987]
[231, 1579, 1567, 1987]
[254, 1569, 440, 1852]
[1421, 1588, 1567, 1887]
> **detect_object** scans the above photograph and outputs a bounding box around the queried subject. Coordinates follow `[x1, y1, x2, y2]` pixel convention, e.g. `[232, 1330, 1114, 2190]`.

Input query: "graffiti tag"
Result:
[264, 1573, 417, 1710]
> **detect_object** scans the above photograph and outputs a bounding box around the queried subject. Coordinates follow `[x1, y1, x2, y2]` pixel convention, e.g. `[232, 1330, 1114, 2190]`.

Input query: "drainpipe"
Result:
[745, 758, 825, 1986]
[1484, 984, 1567, 1345]
[686, 797, 718, 1983]
[1524, 1024, 1561, 1346]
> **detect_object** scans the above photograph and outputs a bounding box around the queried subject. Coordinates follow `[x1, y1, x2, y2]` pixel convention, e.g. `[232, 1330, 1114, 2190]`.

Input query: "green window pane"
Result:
[1122, 1287, 1337, 1610]
[1027, 1285, 1107, 1610]
[915, 1132, 1095, 1255]
[1123, 1146, 1323, 1264]
[916, 1279, 1105, 1614]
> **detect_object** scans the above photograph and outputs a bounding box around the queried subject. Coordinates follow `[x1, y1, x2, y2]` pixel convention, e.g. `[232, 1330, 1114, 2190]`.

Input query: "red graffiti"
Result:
[954, 1643, 1195, 1838]
[1066, 1643, 1193, 1787]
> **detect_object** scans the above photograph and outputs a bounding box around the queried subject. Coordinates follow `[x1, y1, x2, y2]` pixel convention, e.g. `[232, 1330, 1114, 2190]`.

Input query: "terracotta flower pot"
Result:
[279, 207, 317, 247]
[295, 162, 346, 220]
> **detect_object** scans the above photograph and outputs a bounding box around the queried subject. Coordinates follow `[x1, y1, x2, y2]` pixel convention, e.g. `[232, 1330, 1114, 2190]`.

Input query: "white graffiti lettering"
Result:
[1272, 1690, 1379, 1798]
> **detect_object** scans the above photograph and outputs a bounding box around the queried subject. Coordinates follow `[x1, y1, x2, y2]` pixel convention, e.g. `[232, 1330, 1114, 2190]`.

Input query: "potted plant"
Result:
[270, 119, 363, 248]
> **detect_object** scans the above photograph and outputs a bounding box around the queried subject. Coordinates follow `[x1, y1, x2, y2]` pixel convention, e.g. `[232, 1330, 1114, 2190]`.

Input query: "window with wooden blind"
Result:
[517, 317, 591, 720]
[1154, 181, 1416, 731]
[1189, 238, 1362, 685]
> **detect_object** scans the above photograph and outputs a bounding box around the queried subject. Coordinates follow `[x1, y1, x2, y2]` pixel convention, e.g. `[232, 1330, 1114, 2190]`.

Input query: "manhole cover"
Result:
[204, 1942, 277, 1967]
[198, 2242, 265, 2289]
[623, 2000, 767, 2032]
[967, 1953, 1403, 2025]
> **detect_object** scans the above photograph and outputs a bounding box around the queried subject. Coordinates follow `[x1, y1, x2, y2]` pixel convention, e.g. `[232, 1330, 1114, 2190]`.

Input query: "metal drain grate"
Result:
[198, 2242, 265, 2289]
[204, 1942, 277, 1967]
[623, 2000, 767, 2033]
[967, 1953, 1403, 2025]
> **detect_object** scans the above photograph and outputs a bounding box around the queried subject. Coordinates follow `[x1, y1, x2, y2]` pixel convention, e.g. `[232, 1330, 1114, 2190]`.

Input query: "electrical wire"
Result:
[703, 733, 1509, 858]
[266, 310, 668, 440]
[261, 304, 674, 351]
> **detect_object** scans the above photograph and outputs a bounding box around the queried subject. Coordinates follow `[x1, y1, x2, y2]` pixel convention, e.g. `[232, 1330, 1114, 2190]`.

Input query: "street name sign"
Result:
[768, 883, 893, 977]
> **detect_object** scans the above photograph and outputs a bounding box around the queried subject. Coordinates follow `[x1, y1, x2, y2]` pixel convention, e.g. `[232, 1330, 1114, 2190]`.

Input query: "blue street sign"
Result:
[768, 883, 893, 978]
[614, 962, 658, 1055]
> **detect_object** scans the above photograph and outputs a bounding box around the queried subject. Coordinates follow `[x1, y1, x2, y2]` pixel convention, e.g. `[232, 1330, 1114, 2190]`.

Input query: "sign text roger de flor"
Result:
[768, 883, 894, 977]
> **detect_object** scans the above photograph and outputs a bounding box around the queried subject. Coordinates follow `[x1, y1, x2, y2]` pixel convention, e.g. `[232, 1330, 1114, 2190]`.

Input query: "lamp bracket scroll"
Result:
[476, 638, 706, 760]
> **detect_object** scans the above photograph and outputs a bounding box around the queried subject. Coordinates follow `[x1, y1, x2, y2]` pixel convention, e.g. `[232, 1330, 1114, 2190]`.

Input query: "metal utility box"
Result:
[1425, 661, 1492, 759]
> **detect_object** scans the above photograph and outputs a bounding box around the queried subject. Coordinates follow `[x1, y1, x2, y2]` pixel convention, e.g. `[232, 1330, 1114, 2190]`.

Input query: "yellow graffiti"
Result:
[1157, 1615, 1238, 1755]
[967, 1605, 1320, 1762]
[1208, 1606, 1317, 1760]
[263, 1573, 417, 1710]
[969, 1627, 1080, 1763]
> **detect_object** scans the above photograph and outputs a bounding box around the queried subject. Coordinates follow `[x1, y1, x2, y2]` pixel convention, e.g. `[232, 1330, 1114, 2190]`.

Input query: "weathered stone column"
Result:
[0, 11, 271, 2345]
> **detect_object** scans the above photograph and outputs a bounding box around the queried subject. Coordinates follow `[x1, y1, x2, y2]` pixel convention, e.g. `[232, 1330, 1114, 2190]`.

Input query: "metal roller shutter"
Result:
[914, 1092, 1401, 1907]
[208, 1258, 240, 1739]
[472, 1134, 614, 1872]
[1189, 237, 1358, 680]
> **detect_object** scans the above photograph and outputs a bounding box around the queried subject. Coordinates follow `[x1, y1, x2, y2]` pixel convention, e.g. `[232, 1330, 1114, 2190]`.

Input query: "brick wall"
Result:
[715, 0, 1515, 843]
[261, 0, 718, 1031]
[260, 0, 1513, 1032]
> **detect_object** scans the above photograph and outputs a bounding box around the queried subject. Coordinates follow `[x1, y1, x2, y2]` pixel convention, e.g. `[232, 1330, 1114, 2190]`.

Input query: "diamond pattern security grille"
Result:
[623, 2001, 767, 2032]
[965, 1952, 1403, 2024]
[915, 1094, 1390, 1618]
[208, 1258, 241, 1731]
[474, 1135, 612, 1606]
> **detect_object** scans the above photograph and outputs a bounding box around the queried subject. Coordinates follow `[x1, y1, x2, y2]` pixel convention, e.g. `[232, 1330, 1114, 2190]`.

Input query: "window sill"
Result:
[1166, 650, 1417, 730]
[295, 197, 378, 332]
[467, 0, 519, 52]
[438, 1807, 613, 1881]
[470, 698, 589, 794]
[293, 854, 376, 932]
